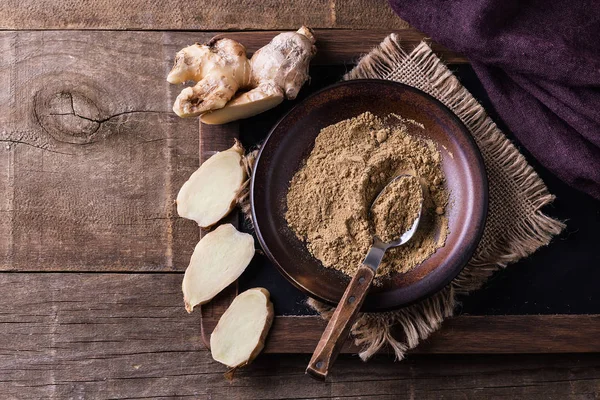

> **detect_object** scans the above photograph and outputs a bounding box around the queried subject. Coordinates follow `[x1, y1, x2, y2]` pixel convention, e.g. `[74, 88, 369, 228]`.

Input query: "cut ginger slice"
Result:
[182, 224, 255, 313]
[200, 87, 284, 125]
[210, 288, 274, 368]
[176, 140, 245, 228]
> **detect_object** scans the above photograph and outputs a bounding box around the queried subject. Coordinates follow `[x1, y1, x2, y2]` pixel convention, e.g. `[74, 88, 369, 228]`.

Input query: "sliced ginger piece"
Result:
[176, 140, 245, 228]
[182, 224, 255, 313]
[200, 85, 284, 125]
[210, 288, 274, 368]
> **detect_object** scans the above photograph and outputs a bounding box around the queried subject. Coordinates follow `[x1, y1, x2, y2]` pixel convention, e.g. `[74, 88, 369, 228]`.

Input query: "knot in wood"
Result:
[34, 79, 108, 145]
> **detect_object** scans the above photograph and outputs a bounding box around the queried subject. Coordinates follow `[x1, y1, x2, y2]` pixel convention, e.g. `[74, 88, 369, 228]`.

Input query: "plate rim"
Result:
[251, 79, 488, 311]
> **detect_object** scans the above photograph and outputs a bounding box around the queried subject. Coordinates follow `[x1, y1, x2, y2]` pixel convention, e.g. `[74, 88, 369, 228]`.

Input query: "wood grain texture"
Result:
[1, 26, 595, 399]
[0, 273, 599, 399]
[199, 122, 240, 164]
[0, 31, 218, 272]
[0, 29, 463, 272]
[0, 0, 409, 31]
[202, 314, 600, 354]
[216, 29, 467, 65]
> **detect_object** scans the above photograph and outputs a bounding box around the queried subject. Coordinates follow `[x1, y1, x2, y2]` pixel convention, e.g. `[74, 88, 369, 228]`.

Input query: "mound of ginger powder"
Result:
[285, 112, 449, 278]
[371, 176, 423, 243]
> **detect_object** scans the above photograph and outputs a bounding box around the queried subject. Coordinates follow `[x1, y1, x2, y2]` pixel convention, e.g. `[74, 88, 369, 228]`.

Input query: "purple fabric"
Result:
[388, 0, 600, 199]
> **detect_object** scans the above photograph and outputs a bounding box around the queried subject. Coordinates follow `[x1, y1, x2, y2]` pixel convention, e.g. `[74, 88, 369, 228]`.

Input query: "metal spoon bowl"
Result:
[364, 174, 424, 271]
[307, 174, 424, 380]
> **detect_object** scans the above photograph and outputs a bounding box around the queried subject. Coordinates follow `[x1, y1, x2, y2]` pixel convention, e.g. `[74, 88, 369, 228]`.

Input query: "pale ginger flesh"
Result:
[200, 84, 284, 125]
[182, 224, 255, 313]
[169, 27, 316, 122]
[176, 140, 245, 228]
[210, 288, 274, 368]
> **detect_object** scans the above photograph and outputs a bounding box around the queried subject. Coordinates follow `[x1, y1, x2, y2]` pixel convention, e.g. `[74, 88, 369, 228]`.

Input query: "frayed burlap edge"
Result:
[306, 35, 565, 361]
[237, 149, 258, 222]
[237, 34, 565, 361]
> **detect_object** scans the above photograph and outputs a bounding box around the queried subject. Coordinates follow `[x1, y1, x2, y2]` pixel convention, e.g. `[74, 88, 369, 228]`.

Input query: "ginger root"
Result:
[249, 26, 316, 101]
[176, 140, 245, 228]
[168, 27, 316, 122]
[167, 38, 251, 117]
[182, 224, 255, 313]
[210, 288, 274, 368]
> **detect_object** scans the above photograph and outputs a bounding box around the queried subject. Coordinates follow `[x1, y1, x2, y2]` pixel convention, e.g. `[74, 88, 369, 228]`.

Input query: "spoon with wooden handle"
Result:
[306, 174, 424, 380]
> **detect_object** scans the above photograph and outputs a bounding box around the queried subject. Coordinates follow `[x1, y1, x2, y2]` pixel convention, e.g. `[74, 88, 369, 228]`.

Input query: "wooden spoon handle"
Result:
[306, 264, 376, 380]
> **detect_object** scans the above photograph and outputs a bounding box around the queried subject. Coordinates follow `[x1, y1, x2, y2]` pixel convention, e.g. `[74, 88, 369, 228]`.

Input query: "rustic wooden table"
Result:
[1, 1, 599, 399]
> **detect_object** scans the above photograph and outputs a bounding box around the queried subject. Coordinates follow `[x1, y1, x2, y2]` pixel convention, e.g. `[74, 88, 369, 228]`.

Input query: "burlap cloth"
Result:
[240, 34, 565, 360]
[301, 35, 565, 361]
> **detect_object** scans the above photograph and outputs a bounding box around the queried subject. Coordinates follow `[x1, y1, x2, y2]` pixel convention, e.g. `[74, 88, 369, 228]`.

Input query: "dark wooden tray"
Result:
[199, 30, 600, 355]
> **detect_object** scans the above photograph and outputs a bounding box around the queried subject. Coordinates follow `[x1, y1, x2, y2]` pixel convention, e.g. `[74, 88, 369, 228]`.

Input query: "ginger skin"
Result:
[168, 27, 316, 122]
[249, 26, 316, 101]
[167, 38, 251, 117]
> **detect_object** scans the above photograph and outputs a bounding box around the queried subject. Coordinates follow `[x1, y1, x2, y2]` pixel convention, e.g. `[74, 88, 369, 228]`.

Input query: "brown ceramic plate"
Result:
[251, 80, 487, 311]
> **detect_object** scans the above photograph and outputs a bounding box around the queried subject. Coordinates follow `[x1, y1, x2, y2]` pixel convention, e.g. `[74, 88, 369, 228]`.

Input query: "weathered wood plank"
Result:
[201, 314, 600, 354]
[0, 273, 204, 399]
[226, 353, 600, 399]
[199, 122, 240, 165]
[0, 273, 599, 399]
[0, 0, 409, 31]
[216, 29, 467, 65]
[0, 31, 216, 272]
[0, 29, 462, 272]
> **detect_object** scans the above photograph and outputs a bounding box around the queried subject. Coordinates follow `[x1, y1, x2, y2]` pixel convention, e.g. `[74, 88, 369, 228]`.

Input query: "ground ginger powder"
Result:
[285, 112, 449, 277]
[371, 176, 423, 243]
